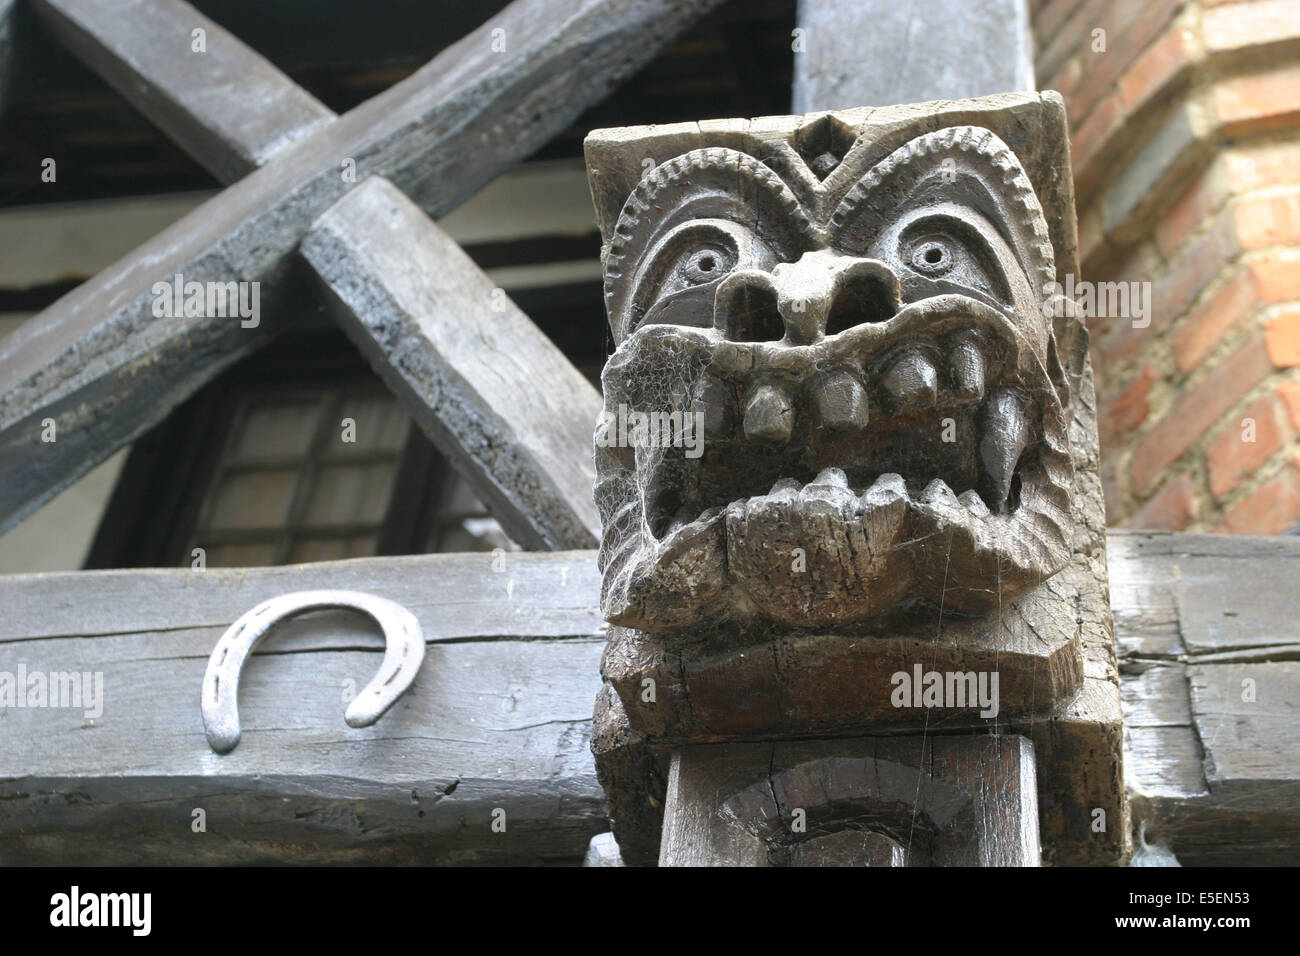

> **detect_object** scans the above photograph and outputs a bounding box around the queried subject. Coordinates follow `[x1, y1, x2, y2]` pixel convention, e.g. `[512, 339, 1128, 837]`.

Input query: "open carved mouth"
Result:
[588, 126, 1089, 636]
[595, 293, 1075, 634]
[648, 380, 1033, 541]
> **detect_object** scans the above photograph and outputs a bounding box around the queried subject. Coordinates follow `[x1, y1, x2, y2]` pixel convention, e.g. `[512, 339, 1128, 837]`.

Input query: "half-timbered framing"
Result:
[0, 0, 1297, 866]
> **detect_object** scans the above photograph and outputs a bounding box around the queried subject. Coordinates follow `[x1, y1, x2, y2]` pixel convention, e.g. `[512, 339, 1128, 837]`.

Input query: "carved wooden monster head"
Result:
[588, 98, 1089, 635]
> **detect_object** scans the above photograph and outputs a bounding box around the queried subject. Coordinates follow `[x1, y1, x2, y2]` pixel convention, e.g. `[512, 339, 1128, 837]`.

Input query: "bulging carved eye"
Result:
[881, 209, 1015, 308]
[909, 237, 953, 275]
[682, 246, 736, 285]
[629, 219, 777, 334]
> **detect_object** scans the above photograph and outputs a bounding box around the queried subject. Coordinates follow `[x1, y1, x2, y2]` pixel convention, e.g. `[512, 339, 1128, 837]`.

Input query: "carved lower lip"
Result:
[652, 459, 1028, 542]
[614, 434, 1068, 626]
[658, 467, 1018, 542]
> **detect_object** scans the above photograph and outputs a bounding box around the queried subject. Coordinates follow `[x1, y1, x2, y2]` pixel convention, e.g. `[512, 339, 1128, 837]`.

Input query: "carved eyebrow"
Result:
[827, 126, 1055, 295]
[895, 210, 1016, 304]
[604, 148, 816, 345]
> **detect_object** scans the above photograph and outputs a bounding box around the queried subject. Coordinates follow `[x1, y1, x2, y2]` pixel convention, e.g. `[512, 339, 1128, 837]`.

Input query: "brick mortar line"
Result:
[1100, 245, 1300, 518]
[1119, 359, 1300, 528]
[1095, 234, 1300, 400]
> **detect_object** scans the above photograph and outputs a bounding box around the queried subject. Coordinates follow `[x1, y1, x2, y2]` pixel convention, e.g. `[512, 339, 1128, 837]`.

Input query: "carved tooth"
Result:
[948, 334, 985, 402]
[979, 388, 1030, 512]
[811, 370, 869, 435]
[693, 375, 734, 443]
[881, 350, 938, 408]
[959, 489, 991, 517]
[861, 472, 909, 516]
[863, 472, 909, 502]
[920, 478, 960, 508]
[860, 472, 909, 544]
[769, 477, 802, 496]
[810, 466, 850, 488]
[801, 466, 858, 516]
[743, 383, 794, 443]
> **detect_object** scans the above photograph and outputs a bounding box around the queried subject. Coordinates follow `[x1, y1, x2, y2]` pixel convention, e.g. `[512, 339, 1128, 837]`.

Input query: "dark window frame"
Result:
[85, 326, 448, 569]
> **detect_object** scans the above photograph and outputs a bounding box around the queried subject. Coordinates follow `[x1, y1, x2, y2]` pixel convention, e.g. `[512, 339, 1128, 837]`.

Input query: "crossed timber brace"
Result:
[0, 0, 721, 542]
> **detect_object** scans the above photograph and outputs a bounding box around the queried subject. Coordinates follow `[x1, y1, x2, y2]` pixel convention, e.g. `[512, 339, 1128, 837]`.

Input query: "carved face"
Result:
[593, 124, 1082, 633]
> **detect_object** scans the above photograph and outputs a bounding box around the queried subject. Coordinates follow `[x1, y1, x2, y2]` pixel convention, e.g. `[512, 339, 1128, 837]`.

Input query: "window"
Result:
[191, 389, 410, 566]
[85, 325, 519, 568]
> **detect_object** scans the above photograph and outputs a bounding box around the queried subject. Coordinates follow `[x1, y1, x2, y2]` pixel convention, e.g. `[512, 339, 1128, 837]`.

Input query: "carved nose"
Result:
[714, 258, 900, 345]
[714, 271, 788, 343]
[824, 261, 902, 336]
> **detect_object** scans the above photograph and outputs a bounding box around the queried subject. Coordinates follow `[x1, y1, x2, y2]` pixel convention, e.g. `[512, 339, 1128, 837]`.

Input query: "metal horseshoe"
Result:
[201, 590, 425, 754]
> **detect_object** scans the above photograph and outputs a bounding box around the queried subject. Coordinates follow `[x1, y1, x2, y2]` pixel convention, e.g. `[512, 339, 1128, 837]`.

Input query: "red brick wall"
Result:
[1032, 0, 1300, 532]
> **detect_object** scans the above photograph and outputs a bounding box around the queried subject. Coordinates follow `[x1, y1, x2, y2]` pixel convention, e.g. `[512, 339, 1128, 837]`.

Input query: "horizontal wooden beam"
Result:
[0, 0, 718, 535]
[1111, 530, 1300, 865]
[3, 530, 1296, 864]
[302, 177, 601, 549]
[0, 551, 606, 865]
[33, 0, 335, 184]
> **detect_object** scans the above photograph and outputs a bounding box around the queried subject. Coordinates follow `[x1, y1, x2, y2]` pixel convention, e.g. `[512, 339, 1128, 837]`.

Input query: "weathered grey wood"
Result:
[0, 0, 718, 535]
[33, 0, 335, 184]
[602, 528, 1300, 864]
[1111, 529, 1300, 865]
[302, 177, 601, 550]
[0, 551, 603, 646]
[0, 552, 605, 865]
[659, 736, 1039, 866]
[583, 92, 1121, 866]
[791, 0, 1035, 112]
[1189, 663, 1300, 802]
[2, 532, 1297, 864]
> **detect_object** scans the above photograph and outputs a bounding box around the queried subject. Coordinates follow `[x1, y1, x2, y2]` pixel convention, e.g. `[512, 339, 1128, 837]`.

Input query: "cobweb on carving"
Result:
[594, 332, 715, 586]
[593, 127, 1081, 626]
[592, 146, 816, 595]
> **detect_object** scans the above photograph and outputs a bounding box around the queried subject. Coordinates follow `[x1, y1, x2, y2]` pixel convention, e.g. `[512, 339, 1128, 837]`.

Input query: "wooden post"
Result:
[584, 92, 1126, 865]
[792, 0, 1035, 112]
[588, 0, 1117, 868]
